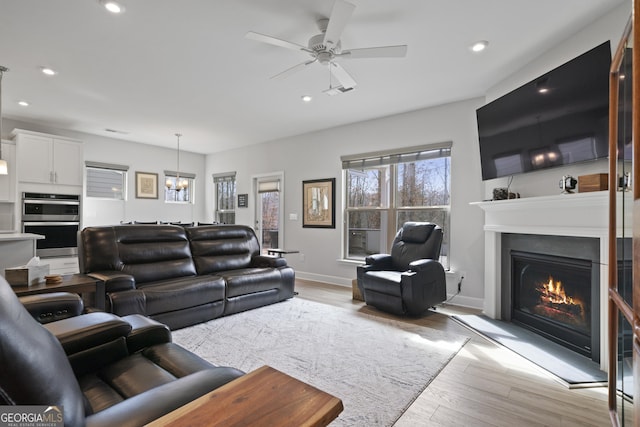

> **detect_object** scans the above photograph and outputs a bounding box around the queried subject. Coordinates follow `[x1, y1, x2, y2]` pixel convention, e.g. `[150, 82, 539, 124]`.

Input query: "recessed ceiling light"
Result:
[470, 40, 489, 53]
[99, 0, 125, 13]
[301, 95, 312, 102]
[41, 67, 57, 76]
[18, 101, 29, 107]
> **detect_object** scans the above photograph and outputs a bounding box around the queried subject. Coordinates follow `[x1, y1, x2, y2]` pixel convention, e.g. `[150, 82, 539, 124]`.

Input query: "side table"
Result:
[145, 365, 343, 427]
[267, 248, 300, 258]
[11, 274, 105, 311]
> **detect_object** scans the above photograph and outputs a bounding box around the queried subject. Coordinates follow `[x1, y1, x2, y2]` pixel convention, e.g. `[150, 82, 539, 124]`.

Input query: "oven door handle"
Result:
[23, 222, 80, 226]
[23, 199, 80, 206]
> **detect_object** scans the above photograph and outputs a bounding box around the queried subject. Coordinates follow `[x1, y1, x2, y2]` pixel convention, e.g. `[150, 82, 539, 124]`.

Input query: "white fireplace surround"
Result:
[472, 191, 630, 370]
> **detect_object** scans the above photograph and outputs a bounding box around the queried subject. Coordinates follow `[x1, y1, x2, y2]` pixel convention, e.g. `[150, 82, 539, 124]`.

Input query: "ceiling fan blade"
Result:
[329, 62, 357, 88]
[245, 31, 313, 53]
[339, 45, 408, 59]
[271, 59, 317, 80]
[323, 0, 355, 48]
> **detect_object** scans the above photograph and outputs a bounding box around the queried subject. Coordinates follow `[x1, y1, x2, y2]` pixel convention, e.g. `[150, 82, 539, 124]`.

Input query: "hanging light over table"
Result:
[166, 133, 188, 191]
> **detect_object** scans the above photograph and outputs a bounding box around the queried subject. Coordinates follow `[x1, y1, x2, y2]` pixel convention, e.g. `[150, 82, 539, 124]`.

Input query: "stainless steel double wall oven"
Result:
[21, 192, 80, 257]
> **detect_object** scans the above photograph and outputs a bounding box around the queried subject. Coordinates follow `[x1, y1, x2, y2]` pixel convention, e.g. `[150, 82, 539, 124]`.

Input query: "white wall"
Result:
[1, 2, 628, 309]
[205, 98, 487, 308]
[482, 2, 630, 199]
[204, 1, 630, 309]
[4, 118, 208, 226]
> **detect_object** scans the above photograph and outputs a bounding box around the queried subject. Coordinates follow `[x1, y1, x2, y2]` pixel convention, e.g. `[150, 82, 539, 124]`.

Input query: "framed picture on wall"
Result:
[135, 172, 158, 199]
[302, 178, 335, 228]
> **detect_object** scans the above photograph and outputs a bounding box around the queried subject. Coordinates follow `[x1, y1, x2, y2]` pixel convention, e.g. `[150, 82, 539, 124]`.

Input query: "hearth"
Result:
[501, 233, 600, 363]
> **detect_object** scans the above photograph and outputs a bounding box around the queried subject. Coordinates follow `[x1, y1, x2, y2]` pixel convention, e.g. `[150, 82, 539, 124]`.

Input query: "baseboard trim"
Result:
[442, 293, 483, 310]
[295, 271, 351, 287]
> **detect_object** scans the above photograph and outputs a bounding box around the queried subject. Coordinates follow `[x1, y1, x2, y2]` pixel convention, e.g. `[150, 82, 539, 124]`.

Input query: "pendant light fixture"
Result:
[0, 66, 9, 175]
[165, 133, 188, 192]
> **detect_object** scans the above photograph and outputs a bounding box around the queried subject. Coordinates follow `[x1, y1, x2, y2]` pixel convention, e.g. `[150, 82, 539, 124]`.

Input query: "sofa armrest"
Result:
[88, 272, 136, 293]
[19, 292, 84, 324]
[363, 253, 393, 270]
[251, 255, 287, 268]
[85, 368, 244, 427]
[122, 314, 171, 353]
[44, 312, 132, 355]
[408, 258, 438, 272]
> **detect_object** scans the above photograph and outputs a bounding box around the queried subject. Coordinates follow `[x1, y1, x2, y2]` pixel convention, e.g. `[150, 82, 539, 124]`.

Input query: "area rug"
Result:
[172, 298, 469, 426]
[453, 314, 606, 386]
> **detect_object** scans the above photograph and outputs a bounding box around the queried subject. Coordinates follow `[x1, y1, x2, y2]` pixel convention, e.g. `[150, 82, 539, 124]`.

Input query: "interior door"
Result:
[608, 5, 637, 425]
[254, 175, 283, 253]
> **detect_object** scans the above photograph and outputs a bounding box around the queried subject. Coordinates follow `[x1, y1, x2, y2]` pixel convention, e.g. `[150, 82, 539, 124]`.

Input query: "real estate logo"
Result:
[0, 406, 63, 427]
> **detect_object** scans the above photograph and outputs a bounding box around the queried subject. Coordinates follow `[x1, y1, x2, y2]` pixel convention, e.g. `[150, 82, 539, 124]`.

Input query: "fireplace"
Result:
[501, 233, 600, 363]
[511, 251, 592, 358]
[474, 191, 631, 370]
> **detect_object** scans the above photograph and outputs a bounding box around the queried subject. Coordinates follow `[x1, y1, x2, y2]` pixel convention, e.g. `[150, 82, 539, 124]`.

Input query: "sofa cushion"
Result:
[137, 276, 225, 315]
[186, 225, 260, 275]
[218, 268, 284, 298]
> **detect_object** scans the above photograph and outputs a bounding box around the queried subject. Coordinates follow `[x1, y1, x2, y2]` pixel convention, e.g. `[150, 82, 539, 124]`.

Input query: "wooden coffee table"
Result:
[11, 274, 105, 310]
[145, 365, 343, 427]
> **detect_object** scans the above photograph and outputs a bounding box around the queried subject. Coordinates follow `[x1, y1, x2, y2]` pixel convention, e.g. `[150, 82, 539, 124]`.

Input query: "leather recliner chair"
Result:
[356, 222, 447, 316]
[0, 276, 244, 427]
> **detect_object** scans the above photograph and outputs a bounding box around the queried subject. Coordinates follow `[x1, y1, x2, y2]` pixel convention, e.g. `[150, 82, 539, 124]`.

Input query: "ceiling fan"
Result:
[245, 0, 407, 94]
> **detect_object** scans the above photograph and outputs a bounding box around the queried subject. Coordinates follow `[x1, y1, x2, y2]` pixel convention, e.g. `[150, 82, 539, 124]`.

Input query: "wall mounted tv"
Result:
[476, 41, 611, 181]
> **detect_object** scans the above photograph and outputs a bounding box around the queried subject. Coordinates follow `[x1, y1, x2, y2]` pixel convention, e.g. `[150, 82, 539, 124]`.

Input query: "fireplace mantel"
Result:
[472, 190, 631, 369]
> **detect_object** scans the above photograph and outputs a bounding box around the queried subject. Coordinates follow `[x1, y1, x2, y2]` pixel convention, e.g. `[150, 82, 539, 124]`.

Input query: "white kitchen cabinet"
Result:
[12, 129, 83, 186]
[0, 141, 16, 202]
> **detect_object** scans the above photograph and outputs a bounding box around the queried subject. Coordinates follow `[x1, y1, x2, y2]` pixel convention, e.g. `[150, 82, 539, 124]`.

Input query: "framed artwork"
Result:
[135, 172, 158, 199]
[302, 178, 335, 228]
[237, 193, 248, 208]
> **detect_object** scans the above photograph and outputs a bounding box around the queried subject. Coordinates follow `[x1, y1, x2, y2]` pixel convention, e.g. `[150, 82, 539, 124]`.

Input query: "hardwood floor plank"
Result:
[293, 279, 621, 426]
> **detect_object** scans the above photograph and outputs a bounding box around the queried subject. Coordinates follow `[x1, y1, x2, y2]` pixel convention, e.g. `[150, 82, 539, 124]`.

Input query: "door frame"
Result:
[252, 172, 284, 250]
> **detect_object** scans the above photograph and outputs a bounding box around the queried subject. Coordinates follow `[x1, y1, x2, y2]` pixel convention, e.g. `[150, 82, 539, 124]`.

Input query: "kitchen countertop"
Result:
[0, 233, 44, 241]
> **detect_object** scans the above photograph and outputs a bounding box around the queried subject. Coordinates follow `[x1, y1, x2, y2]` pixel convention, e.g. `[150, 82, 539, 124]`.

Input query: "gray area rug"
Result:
[453, 314, 606, 386]
[172, 298, 469, 426]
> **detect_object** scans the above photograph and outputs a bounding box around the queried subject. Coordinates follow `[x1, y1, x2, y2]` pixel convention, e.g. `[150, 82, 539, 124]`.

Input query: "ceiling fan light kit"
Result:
[245, 0, 407, 95]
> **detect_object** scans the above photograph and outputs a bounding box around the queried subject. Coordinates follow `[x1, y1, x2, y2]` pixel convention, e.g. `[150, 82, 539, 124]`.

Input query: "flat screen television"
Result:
[476, 41, 611, 181]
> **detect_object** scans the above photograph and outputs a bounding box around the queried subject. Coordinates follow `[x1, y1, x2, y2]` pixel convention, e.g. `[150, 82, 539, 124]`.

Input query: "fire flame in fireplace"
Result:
[535, 276, 585, 324]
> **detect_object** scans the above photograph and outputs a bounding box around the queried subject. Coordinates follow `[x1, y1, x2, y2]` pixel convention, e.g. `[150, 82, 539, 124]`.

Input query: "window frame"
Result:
[85, 161, 128, 200]
[164, 170, 195, 204]
[342, 143, 451, 269]
[213, 172, 236, 224]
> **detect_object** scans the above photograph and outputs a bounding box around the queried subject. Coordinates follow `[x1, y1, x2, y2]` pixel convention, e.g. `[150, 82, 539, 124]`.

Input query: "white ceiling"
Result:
[0, 0, 625, 154]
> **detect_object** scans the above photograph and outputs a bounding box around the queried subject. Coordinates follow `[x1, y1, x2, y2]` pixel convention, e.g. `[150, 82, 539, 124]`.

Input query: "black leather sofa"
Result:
[0, 277, 244, 427]
[78, 224, 295, 329]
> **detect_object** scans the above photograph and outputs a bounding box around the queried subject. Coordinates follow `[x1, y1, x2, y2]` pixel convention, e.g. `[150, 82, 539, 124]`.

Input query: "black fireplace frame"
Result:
[501, 233, 600, 363]
[511, 250, 593, 358]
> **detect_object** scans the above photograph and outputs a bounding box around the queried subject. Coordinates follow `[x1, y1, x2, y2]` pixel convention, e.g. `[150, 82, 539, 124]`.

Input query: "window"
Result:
[164, 170, 195, 203]
[213, 172, 236, 224]
[85, 161, 128, 200]
[342, 142, 451, 268]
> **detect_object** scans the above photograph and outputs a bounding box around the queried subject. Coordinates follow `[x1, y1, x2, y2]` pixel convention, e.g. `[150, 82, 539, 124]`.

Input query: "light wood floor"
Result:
[294, 279, 631, 426]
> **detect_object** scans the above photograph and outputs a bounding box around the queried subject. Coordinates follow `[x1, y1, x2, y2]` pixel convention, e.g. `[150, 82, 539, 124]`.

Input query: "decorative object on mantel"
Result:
[618, 171, 631, 191]
[165, 133, 189, 192]
[0, 65, 9, 175]
[492, 187, 520, 200]
[559, 174, 577, 193]
[577, 173, 608, 192]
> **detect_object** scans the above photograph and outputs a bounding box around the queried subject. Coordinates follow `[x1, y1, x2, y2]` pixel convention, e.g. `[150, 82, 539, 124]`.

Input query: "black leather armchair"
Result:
[0, 276, 244, 427]
[356, 222, 446, 316]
